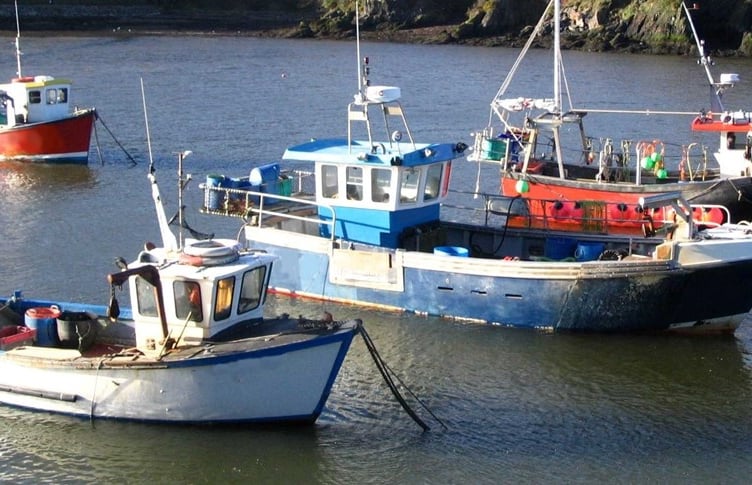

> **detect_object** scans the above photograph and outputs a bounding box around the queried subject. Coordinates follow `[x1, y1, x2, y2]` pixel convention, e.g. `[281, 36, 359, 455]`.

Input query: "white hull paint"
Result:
[0, 327, 355, 423]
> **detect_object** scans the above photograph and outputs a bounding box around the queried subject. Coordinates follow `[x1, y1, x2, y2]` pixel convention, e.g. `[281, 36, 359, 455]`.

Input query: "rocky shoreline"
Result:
[0, 5, 301, 36]
[0, 6, 509, 50]
[0, 3, 749, 56]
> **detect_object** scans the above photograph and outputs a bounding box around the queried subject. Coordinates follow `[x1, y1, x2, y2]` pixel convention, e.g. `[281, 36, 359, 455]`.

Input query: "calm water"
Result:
[2, 35, 752, 483]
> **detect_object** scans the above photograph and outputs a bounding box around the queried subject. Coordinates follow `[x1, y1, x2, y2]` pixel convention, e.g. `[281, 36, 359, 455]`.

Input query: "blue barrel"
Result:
[575, 242, 606, 262]
[228, 177, 254, 201]
[434, 246, 469, 257]
[544, 237, 577, 260]
[250, 163, 280, 194]
[205, 174, 225, 210]
[25, 307, 62, 347]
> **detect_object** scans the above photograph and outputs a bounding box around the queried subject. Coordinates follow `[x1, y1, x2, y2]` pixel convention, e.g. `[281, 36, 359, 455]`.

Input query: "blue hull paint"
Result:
[254, 241, 752, 332]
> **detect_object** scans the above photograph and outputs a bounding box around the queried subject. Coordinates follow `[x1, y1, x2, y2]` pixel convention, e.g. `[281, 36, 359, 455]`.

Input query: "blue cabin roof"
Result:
[283, 138, 462, 168]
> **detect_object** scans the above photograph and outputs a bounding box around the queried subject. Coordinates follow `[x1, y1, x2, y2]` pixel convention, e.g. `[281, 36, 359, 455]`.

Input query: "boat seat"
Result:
[5, 346, 82, 360]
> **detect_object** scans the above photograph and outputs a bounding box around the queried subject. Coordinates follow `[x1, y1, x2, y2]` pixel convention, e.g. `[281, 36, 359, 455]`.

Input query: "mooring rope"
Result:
[90, 357, 106, 421]
[359, 324, 447, 432]
[93, 111, 139, 167]
[92, 118, 104, 166]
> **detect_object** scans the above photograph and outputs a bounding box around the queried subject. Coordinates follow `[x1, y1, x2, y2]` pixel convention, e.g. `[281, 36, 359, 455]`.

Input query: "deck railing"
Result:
[201, 171, 728, 241]
[200, 170, 336, 242]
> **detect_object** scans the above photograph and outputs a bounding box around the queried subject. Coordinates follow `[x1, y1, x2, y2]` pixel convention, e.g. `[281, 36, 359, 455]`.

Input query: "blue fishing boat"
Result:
[199, 8, 752, 334]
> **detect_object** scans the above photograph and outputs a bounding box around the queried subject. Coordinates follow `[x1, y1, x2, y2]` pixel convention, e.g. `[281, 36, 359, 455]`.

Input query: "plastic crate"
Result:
[0, 325, 36, 350]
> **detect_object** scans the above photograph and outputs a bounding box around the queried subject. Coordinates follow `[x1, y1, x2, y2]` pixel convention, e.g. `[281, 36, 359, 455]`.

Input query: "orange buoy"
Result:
[548, 200, 571, 220]
[570, 201, 584, 220]
[609, 202, 630, 222]
[701, 207, 724, 225]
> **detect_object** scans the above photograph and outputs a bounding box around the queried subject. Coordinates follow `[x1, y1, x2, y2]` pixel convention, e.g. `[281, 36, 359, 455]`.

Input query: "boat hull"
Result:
[0, 109, 96, 165]
[0, 321, 357, 424]
[247, 227, 752, 333]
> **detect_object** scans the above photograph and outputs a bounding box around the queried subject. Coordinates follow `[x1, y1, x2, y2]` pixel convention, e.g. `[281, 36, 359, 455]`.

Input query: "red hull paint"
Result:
[0, 109, 96, 164]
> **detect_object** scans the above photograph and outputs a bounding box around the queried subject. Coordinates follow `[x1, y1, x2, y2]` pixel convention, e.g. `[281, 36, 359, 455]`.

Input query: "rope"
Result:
[93, 111, 139, 167]
[90, 357, 106, 421]
[92, 118, 104, 166]
[359, 324, 447, 431]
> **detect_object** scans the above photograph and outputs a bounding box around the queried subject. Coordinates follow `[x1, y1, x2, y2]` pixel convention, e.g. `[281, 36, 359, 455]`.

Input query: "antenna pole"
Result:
[141, 78, 154, 172]
[355, 0, 362, 100]
[178, 152, 184, 248]
[14, 0, 22, 78]
[141, 78, 178, 252]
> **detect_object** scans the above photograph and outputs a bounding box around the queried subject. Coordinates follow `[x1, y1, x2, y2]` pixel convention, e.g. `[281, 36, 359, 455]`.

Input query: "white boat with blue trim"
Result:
[0, 152, 361, 425]
[200, 29, 752, 334]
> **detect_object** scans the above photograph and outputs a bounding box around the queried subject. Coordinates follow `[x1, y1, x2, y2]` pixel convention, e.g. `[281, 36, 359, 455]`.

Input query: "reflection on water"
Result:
[0, 161, 94, 183]
[0, 162, 95, 195]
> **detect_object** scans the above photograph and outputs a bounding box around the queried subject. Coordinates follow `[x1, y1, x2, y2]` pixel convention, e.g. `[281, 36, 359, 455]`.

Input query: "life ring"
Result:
[178, 251, 239, 267]
[182, 239, 241, 258]
[12, 76, 34, 83]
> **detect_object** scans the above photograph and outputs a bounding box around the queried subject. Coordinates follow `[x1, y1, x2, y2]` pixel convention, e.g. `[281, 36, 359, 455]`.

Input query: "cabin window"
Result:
[28, 90, 41, 104]
[214, 277, 235, 321]
[727, 133, 736, 150]
[321, 165, 339, 199]
[135, 277, 158, 318]
[424, 164, 443, 201]
[371, 168, 392, 203]
[238, 265, 267, 314]
[346, 166, 363, 201]
[174, 281, 203, 322]
[399, 168, 421, 203]
[46, 87, 68, 105]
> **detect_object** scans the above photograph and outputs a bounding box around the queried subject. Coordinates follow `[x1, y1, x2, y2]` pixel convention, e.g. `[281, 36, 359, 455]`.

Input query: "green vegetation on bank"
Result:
[1, 0, 750, 55]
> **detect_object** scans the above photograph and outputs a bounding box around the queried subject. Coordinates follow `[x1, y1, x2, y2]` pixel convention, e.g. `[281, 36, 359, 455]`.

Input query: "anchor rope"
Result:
[93, 111, 139, 167]
[359, 324, 447, 432]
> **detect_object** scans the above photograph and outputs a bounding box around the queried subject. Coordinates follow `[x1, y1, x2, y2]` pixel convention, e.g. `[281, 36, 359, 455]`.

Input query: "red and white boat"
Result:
[469, 0, 752, 236]
[0, 2, 96, 165]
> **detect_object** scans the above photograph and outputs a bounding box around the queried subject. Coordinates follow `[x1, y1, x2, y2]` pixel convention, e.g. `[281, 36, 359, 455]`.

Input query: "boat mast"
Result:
[141, 78, 178, 253]
[681, 1, 725, 113]
[552, 0, 565, 178]
[553, 0, 561, 115]
[14, 0, 22, 78]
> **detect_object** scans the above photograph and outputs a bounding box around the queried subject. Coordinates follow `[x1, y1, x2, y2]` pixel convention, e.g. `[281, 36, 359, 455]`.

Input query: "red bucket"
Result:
[24, 307, 62, 347]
